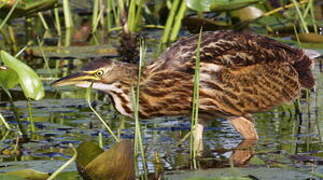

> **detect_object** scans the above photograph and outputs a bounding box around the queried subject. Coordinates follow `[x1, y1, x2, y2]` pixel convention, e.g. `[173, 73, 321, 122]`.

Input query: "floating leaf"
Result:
[77, 140, 135, 180]
[297, 33, 323, 43]
[0, 174, 25, 180]
[0, 50, 44, 100]
[76, 141, 104, 172]
[2, 169, 49, 180]
[186, 0, 262, 12]
[0, 0, 58, 19]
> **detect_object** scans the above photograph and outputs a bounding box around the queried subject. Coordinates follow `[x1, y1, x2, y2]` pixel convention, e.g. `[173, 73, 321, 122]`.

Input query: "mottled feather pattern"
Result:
[139, 30, 314, 118]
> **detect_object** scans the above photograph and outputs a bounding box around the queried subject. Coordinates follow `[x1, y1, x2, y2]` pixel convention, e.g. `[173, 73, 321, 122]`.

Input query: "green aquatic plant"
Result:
[128, 38, 148, 179]
[0, 50, 44, 133]
[190, 29, 202, 169]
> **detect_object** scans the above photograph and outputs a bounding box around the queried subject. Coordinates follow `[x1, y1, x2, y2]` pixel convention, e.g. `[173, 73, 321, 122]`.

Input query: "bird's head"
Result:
[52, 59, 137, 91]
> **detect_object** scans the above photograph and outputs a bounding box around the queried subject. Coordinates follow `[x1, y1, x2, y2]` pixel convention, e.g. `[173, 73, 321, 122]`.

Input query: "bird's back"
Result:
[140, 31, 314, 118]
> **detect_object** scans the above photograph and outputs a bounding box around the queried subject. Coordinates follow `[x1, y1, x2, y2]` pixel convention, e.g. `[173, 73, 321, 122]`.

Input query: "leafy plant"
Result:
[0, 50, 45, 132]
[0, 50, 44, 100]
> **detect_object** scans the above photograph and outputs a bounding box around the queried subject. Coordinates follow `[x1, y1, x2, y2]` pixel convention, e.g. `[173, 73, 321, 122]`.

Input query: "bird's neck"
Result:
[101, 64, 141, 118]
[102, 81, 134, 117]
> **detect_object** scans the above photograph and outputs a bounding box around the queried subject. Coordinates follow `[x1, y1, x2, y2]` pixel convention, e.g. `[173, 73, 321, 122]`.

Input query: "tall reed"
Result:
[132, 39, 148, 179]
[190, 29, 203, 169]
[63, 0, 73, 29]
[161, 0, 181, 43]
[0, 0, 21, 30]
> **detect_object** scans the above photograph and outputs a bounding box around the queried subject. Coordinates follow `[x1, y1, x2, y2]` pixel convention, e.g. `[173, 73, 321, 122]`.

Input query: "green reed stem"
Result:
[106, 0, 112, 31]
[169, 0, 187, 42]
[309, 0, 317, 33]
[190, 29, 203, 169]
[38, 12, 49, 31]
[291, 0, 309, 33]
[0, 0, 21, 30]
[127, 0, 136, 32]
[86, 83, 119, 142]
[0, 112, 11, 130]
[161, 0, 181, 43]
[3, 88, 23, 136]
[92, 0, 100, 32]
[37, 38, 52, 75]
[93, 4, 105, 33]
[112, 0, 120, 27]
[8, 25, 17, 52]
[98, 131, 103, 149]
[132, 39, 148, 179]
[47, 144, 77, 180]
[26, 99, 35, 133]
[117, 0, 125, 27]
[63, 0, 73, 28]
[54, 8, 62, 36]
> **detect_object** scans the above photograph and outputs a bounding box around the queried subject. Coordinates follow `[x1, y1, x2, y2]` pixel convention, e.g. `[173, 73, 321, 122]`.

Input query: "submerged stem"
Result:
[47, 144, 77, 180]
[86, 83, 119, 142]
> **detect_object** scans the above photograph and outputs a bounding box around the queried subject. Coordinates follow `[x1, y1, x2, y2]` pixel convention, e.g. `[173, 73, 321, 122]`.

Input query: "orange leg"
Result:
[228, 116, 259, 140]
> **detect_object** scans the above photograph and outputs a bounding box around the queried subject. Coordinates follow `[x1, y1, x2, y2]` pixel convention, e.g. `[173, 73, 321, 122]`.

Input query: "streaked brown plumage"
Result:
[52, 30, 315, 141]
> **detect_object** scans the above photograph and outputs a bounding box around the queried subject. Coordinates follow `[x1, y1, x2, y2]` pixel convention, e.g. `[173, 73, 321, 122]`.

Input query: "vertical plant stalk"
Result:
[309, 0, 317, 33]
[161, 0, 181, 43]
[63, 0, 73, 29]
[26, 99, 35, 133]
[8, 26, 18, 52]
[92, 3, 105, 33]
[0, 0, 21, 30]
[37, 38, 52, 75]
[112, 0, 120, 27]
[92, 0, 100, 32]
[291, 0, 309, 33]
[128, 0, 144, 33]
[169, 0, 187, 42]
[47, 144, 77, 180]
[117, 0, 126, 31]
[106, 0, 113, 31]
[132, 39, 148, 179]
[127, 0, 136, 32]
[3, 88, 24, 136]
[54, 8, 62, 36]
[86, 83, 119, 142]
[190, 29, 202, 169]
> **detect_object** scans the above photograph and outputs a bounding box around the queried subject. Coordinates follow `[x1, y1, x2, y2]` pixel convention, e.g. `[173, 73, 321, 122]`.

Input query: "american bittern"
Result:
[52, 30, 315, 151]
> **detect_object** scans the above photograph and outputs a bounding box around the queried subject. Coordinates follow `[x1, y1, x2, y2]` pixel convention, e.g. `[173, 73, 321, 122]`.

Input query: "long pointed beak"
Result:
[51, 72, 94, 87]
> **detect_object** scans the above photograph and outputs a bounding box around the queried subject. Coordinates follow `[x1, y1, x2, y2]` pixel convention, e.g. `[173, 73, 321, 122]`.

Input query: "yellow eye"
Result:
[96, 70, 104, 77]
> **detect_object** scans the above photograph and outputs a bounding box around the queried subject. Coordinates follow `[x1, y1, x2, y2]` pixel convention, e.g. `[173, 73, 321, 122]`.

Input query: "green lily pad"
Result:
[76, 140, 135, 180]
[3, 169, 49, 180]
[76, 141, 104, 172]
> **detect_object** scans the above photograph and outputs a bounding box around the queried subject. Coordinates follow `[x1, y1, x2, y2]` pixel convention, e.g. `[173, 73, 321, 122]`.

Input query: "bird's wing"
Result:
[143, 31, 314, 117]
[147, 30, 314, 88]
[199, 62, 301, 116]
